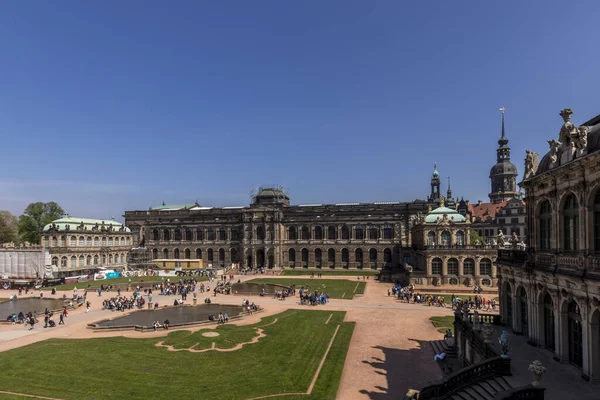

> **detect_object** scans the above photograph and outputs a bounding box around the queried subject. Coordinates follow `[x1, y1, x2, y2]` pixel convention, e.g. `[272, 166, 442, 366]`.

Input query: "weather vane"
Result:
[499, 107, 505, 114]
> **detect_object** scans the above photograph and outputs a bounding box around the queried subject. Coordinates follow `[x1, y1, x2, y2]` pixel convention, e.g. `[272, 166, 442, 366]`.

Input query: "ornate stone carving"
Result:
[548, 139, 560, 168]
[524, 150, 540, 180]
[497, 231, 506, 248]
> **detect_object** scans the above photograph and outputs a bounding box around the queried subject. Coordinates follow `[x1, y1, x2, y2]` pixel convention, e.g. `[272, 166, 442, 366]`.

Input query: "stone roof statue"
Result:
[548, 139, 560, 168]
[524, 150, 539, 180]
[497, 230, 506, 248]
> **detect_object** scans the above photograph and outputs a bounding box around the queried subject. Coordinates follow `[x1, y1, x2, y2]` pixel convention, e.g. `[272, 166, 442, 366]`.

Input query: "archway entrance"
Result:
[246, 255, 252, 268]
[517, 286, 528, 336]
[503, 281, 513, 329]
[543, 293, 555, 351]
[256, 249, 265, 268]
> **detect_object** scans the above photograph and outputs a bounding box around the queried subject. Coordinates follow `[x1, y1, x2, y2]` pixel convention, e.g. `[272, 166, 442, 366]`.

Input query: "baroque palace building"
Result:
[42, 217, 132, 277]
[498, 108, 600, 382]
[124, 187, 443, 270]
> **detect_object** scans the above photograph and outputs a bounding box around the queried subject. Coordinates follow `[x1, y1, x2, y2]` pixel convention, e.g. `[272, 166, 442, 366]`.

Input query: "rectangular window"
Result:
[511, 218, 519, 224]
[498, 218, 505, 225]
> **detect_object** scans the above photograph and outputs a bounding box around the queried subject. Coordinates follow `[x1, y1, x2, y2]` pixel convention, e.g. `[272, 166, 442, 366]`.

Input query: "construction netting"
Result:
[0, 250, 52, 279]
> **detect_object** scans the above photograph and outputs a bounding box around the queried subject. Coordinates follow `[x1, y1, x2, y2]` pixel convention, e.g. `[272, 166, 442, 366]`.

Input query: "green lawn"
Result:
[45, 275, 207, 291]
[281, 269, 379, 277]
[430, 315, 455, 334]
[247, 278, 366, 299]
[0, 309, 354, 400]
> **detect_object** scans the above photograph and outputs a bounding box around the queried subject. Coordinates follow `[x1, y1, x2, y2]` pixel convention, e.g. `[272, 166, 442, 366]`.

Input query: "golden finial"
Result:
[499, 107, 505, 114]
[439, 196, 445, 207]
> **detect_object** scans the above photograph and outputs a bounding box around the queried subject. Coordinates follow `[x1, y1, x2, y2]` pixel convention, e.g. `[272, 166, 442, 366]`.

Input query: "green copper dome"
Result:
[424, 198, 466, 224]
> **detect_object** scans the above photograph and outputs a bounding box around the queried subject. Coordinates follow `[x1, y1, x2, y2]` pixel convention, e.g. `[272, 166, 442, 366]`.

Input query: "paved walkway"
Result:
[0, 275, 457, 399]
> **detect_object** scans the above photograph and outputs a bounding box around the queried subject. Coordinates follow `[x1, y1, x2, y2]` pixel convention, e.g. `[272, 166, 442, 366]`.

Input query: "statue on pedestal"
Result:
[497, 231, 506, 248]
[523, 150, 539, 180]
[499, 330, 511, 358]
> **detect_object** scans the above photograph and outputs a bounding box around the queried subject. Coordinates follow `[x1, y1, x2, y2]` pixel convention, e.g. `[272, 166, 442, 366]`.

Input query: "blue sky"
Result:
[1, 1, 599, 220]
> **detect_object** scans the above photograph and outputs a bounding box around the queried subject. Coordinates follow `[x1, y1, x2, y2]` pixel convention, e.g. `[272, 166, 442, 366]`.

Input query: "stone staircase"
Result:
[430, 339, 458, 374]
[448, 376, 512, 400]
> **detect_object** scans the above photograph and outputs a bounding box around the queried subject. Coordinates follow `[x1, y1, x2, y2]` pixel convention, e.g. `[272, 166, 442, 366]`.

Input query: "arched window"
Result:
[455, 231, 465, 246]
[539, 200, 552, 251]
[78, 236, 84, 246]
[86, 236, 92, 246]
[288, 226, 297, 240]
[44, 236, 49, 247]
[102, 255, 106, 265]
[196, 228, 204, 241]
[315, 249, 322, 264]
[354, 225, 364, 240]
[231, 229, 241, 241]
[383, 248, 392, 264]
[463, 258, 474, 275]
[173, 229, 181, 241]
[163, 248, 169, 259]
[108, 255, 113, 264]
[173, 248, 180, 259]
[207, 248, 213, 262]
[185, 229, 192, 241]
[61, 256, 67, 267]
[327, 226, 337, 240]
[256, 226, 265, 241]
[355, 248, 363, 264]
[289, 248, 296, 262]
[543, 293, 555, 351]
[94, 237, 99, 247]
[567, 301, 583, 367]
[369, 248, 377, 262]
[383, 225, 394, 240]
[300, 226, 310, 240]
[52, 237, 58, 247]
[563, 194, 579, 251]
[231, 248, 238, 263]
[428, 231, 436, 246]
[121, 237, 125, 245]
[101, 237, 106, 246]
[70, 256, 76, 268]
[78, 256, 84, 266]
[93, 255, 99, 265]
[448, 258, 458, 275]
[61, 236, 66, 247]
[341, 225, 350, 240]
[86, 255, 92, 265]
[70, 236, 77, 246]
[152, 249, 158, 259]
[52, 257, 58, 266]
[153, 229, 159, 241]
[328, 248, 335, 263]
[342, 248, 350, 263]
[120, 254, 124, 264]
[431, 258, 442, 275]
[368, 226, 379, 240]
[108, 238, 113, 246]
[301, 248, 309, 263]
[480, 258, 492, 275]
[219, 248, 225, 265]
[196, 249, 202, 259]
[185, 248, 191, 259]
[163, 229, 171, 241]
[594, 192, 600, 252]
[314, 226, 323, 240]
[219, 229, 227, 241]
[441, 231, 451, 246]
[207, 228, 216, 241]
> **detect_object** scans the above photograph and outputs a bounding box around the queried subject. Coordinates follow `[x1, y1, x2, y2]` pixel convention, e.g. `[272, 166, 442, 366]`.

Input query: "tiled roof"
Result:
[468, 201, 507, 221]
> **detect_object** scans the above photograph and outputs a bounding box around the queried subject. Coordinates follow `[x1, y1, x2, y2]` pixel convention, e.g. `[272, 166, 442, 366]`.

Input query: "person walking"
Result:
[59, 313, 65, 325]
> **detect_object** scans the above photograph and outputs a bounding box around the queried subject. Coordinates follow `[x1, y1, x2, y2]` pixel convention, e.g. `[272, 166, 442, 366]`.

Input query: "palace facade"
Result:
[407, 198, 499, 288]
[124, 188, 438, 270]
[497, 108, 600, 382]
[42, 217, 132, 276]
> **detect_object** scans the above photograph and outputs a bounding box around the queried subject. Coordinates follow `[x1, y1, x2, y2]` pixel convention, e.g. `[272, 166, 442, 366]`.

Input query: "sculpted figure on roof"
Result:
[523, 150, 539, 180]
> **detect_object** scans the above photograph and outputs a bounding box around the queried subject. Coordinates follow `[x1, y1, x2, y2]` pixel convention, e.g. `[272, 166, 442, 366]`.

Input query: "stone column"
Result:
[458, 258, 464, 276]
[557, 307, 569, 362]
[589, 315, 600, 382]
[442, 257, 448, 276]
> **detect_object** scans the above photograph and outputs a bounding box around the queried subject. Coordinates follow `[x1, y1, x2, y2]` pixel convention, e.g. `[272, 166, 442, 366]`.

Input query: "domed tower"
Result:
[428, 162, 441, 202]
[489, 108, 518, 203]
[252, 187, 290, 207]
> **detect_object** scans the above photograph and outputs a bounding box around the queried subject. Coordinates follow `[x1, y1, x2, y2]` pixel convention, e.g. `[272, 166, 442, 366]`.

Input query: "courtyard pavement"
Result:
[0, 276, 475, 399]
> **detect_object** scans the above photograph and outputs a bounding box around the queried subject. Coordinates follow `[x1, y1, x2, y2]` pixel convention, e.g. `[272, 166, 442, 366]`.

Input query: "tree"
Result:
[18, 202, 65, 244]
[0, 211, 19, 244]
[470, 229, 483, 245]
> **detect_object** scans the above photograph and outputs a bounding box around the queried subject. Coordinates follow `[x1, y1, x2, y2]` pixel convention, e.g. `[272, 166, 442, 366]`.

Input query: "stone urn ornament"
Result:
[498, 330, 510, 358]
[528, 360, 547, 387]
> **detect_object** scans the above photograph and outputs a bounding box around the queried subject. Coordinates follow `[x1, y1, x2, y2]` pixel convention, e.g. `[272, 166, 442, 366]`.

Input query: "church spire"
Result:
[447, 176, 452, 199]
[489, 107, 518, 203]
[429, 162, 441, 201]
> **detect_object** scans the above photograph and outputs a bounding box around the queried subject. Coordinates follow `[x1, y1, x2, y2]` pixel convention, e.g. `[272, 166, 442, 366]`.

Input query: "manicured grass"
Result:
[45, 275, 207, 291]
[0, 309, 354, 400]
[247, 278, 366, 299]
[430, 315, 455, 334]
[281, 269, 379, 277]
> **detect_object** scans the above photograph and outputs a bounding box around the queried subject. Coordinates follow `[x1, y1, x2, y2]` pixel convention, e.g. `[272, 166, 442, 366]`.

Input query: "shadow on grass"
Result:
[358, 338, 442, 399]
